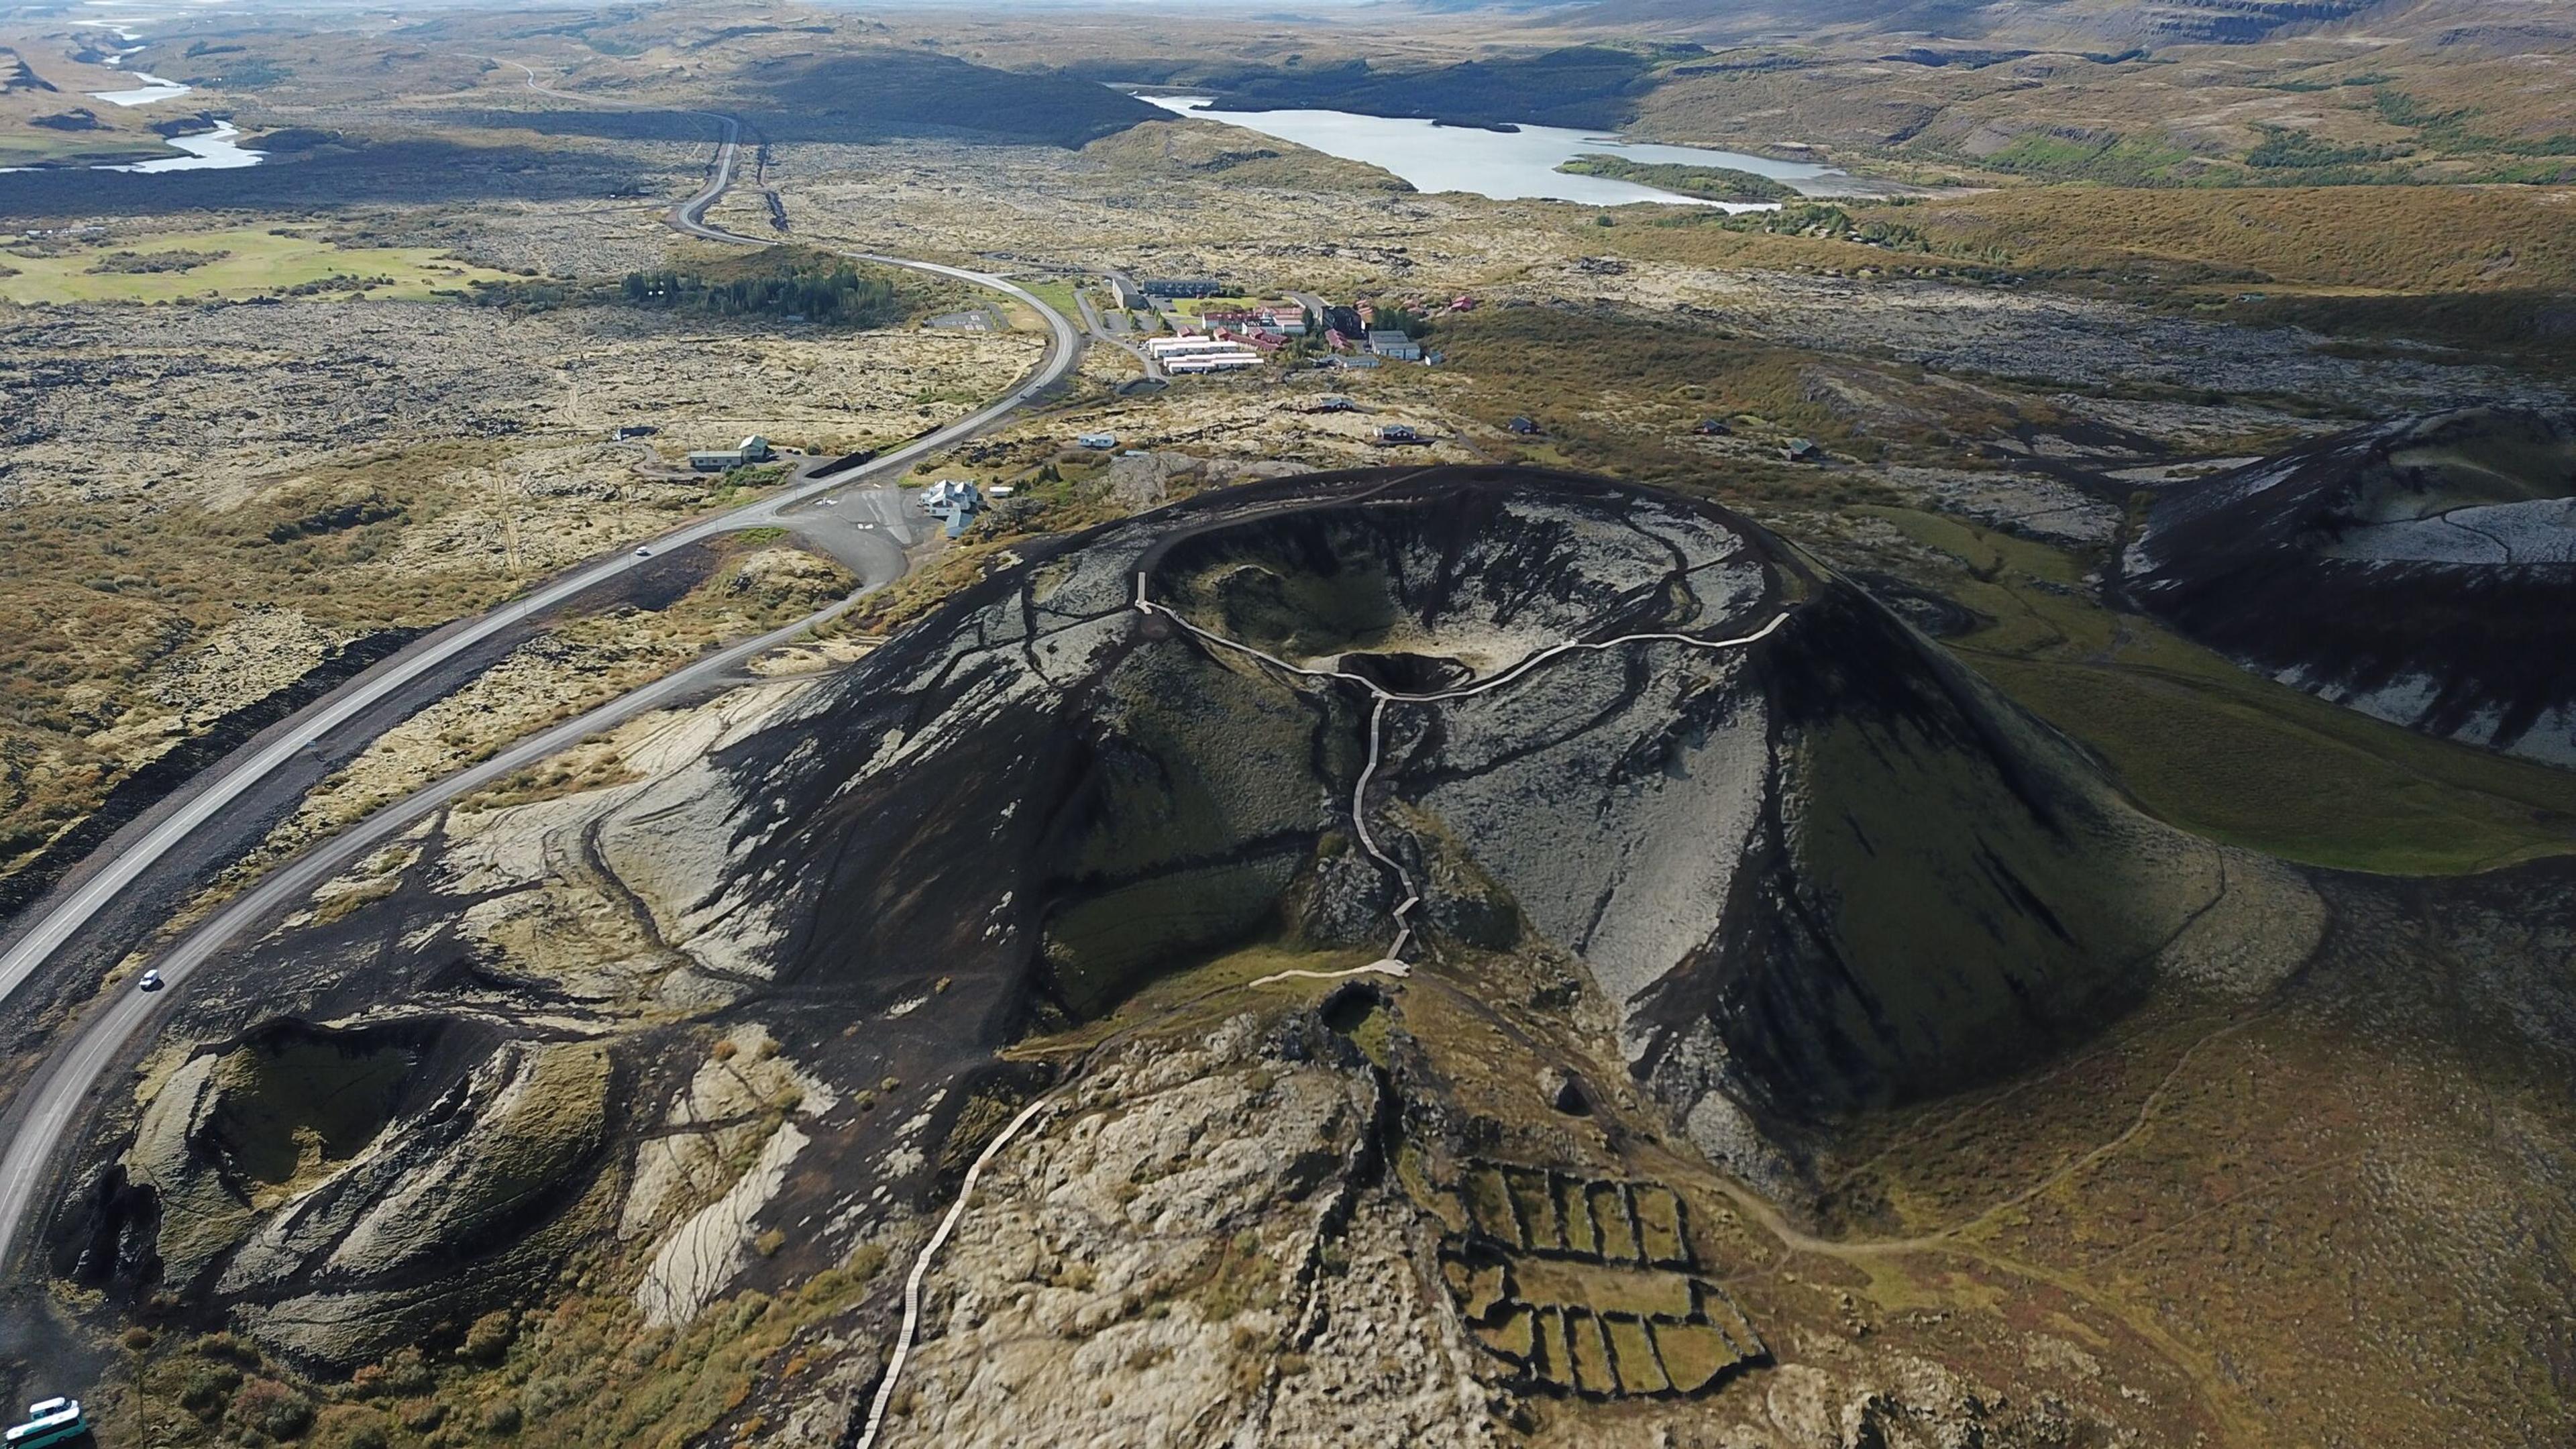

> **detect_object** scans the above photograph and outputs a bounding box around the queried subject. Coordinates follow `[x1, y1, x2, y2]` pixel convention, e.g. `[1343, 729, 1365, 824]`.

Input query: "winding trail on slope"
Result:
[0, 72, 1083, 1281]
[1134, 572, 1792, 957]
[852, 574, 1793, 1448]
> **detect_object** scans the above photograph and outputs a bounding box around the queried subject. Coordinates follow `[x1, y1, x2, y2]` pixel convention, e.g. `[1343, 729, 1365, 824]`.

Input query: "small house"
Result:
[1693, 418, 1731, 436]
[687, 434, 777, 473]
[1508, 416, 1541, 436]
[1366, 329, 1423, 362]
[1783, 438, 1825, 463]
[1077, 433, 1119, 449]
[920, 479, 984, 537]
[919, 479, 981, 513]
[1377, 423, 1423, 445]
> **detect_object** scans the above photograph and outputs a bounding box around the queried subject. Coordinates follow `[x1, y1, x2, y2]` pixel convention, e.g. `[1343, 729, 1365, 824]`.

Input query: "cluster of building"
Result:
[1143, 285, 1312, 371]
[1106, 274, 1466, 376]
[1321, 294, 1472, 365]
[920, 478, 988, 537]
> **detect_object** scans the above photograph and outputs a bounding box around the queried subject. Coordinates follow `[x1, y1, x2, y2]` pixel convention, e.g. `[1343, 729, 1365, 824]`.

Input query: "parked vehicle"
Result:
[6, 1397, 89, 1449]
[138, 970, 162, 993]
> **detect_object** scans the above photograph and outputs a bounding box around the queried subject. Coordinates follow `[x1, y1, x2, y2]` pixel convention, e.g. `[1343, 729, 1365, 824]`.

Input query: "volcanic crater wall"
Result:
[701, 466, 2275, 1134]
[69, 467, 2314, 1364]
[2127, 407, 2576, 764]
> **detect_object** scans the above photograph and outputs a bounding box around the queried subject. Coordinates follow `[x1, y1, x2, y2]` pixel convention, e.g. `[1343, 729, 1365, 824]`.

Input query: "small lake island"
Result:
[1554, 154, 1801, 203]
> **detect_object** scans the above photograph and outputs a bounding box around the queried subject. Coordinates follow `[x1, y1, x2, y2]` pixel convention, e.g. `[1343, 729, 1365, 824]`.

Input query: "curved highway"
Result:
[0, 73, 1082, 1277]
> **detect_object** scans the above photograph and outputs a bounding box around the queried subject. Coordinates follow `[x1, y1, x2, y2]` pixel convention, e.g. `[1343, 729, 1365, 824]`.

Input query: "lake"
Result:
[1142, 95, 1841, 209]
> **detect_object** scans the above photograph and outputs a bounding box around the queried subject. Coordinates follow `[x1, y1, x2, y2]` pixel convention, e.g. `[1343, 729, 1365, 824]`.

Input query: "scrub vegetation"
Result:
[0, 225, 514, 305]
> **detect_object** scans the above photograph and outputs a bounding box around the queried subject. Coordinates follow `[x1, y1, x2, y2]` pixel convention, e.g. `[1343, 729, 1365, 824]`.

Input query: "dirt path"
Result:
[857, 569, 1794, 1446]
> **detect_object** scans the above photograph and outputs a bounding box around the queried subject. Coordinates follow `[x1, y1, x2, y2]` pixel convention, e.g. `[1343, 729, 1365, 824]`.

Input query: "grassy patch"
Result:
[1980, 131, 2202, 186]
[1020, 277, 1082, 323]
[1885, 184, 2576, 293]
[0, 225, 513, 304]
[1007, 938, 1379, 1059]
[1861, 506, 2576, 873]
[0, 126, 176, 168]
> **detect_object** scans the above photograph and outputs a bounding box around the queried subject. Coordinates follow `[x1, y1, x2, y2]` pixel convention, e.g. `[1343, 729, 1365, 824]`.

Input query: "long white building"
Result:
[1146, 335, 1263, 372]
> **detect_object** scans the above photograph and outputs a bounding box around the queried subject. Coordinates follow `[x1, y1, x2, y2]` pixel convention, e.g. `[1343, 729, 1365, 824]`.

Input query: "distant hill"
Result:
[1553, 0, 2384, 46]
[1197, 45, 1668, 131]
[751, 49, 1164, 148]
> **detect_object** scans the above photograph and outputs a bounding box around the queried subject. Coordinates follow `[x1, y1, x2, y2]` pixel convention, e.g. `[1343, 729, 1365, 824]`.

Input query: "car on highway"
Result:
[137, 970, 162, 993]
[635, 546, 653, 557]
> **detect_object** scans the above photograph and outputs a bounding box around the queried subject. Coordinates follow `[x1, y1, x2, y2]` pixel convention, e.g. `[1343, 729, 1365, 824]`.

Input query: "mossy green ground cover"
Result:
[1020, 277, 1082, 322]
[0, 225, 513, 304]
[0, 127, 172, 168]
[1863, 506, 2576, 873]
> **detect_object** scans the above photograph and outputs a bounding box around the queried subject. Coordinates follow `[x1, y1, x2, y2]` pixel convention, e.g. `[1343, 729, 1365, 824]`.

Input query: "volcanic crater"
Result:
[56, 466, 2314, 1381]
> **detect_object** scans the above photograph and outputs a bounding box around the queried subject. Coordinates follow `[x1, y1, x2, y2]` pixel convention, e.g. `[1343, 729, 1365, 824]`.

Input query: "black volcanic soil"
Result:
[2125, 407, 2576, 763]
[49, 465, 2274, 1371]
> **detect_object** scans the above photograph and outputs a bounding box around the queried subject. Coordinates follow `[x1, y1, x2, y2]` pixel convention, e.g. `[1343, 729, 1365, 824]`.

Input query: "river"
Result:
[7, 23, 271, 173]
[1142, 95, 1841, 209]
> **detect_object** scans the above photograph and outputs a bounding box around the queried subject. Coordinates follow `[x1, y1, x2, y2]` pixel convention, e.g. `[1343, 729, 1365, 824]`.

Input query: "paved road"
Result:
[0, 74, 1081, 1279]
[0, 491, 915, 1274]
[1074, 281, 1163, 382]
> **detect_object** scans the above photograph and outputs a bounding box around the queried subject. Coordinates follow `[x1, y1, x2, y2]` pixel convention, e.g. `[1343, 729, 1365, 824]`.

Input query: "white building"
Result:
[1146, 336, 1263, 371]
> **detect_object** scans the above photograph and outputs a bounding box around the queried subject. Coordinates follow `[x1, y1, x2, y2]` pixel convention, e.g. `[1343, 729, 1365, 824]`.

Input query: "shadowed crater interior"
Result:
[1143, 484, 1706, 687]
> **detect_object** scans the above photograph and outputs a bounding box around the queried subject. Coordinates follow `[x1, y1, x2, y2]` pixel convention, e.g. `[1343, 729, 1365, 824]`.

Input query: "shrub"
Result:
[178, 1361, 242, 1415]
[311, 1404, 392, 1449]
[227, 1377, 317, 1440]
[462, 1309, 516, 1363]
[379, 1346, 435, 1395]
[197, 1330, 263, 1366]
